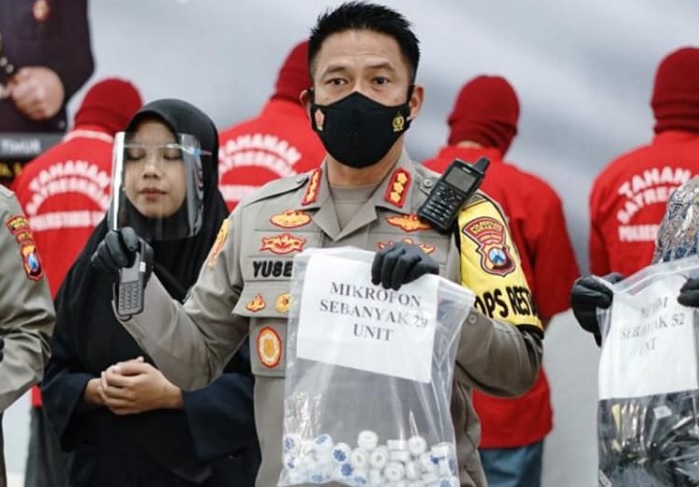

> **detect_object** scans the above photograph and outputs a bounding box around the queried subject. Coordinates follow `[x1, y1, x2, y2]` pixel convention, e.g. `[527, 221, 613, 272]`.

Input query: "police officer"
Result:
[92, 3, 543, 487]
[0, 185, 54, 487]
[0, 0, 93, 133]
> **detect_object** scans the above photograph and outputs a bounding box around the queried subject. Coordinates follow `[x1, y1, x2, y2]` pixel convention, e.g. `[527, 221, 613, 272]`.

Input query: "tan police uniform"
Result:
[120, 152, 543, 487]
[0, 186, 54, 486]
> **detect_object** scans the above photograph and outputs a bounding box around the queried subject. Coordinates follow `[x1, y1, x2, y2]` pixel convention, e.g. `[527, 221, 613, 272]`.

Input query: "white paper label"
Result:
[296, 254, 439, 383]
[598, 275, 698, 399]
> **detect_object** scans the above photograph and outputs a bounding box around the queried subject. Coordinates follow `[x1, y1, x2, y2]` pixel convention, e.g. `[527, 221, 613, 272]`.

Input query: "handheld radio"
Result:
[116, 241, 148, 317]
[417, 157, 490, 233]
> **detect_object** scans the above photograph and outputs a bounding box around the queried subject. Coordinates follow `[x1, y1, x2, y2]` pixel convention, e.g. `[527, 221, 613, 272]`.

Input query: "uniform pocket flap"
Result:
[233, 281, 293, 318]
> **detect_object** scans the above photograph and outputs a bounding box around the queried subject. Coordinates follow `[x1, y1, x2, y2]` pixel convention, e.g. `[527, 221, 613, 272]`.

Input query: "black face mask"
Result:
[310, 90, 413, 169]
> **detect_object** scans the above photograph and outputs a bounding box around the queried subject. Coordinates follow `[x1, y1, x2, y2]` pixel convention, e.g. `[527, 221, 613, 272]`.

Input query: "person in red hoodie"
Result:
[12, 77, 143, 487]
[589, 47, 699, 278]
[218, 40, 325, 211]
[424, 75, 580, 487]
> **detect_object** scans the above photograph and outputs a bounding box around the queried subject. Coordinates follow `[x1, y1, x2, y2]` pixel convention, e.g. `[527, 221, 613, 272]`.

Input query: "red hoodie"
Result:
[589, 131, 699, 276]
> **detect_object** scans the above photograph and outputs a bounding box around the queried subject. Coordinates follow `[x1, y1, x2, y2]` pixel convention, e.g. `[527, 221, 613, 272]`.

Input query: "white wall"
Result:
[6, 1, 699, 485]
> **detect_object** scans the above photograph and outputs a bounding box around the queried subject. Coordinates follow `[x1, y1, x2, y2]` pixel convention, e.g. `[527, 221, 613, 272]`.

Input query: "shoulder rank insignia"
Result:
[302, 169, 322, 205]
[384, 168, 411, 208]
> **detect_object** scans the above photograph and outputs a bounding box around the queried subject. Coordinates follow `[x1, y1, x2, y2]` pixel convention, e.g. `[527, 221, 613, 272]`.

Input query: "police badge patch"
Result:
[6, 215, 44, 280]
[462, 216, 514, 276]
[207, 219, 229, 267]
[257, 326, 282, 368]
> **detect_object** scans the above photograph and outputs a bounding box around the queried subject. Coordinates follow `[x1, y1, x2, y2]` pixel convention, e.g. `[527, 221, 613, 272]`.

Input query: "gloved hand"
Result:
[371, 241, 438, 291]
[0, 336, 4, 363]
[678, 277, 699, 307]
[91, 227, 153, 283]
[570, 272, 624, 340]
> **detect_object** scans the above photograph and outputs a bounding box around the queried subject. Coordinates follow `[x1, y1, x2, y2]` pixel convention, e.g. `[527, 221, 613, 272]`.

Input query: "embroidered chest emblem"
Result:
[270, 210, 312, 229]
[260, 233, 306, 254]
[385, 214, 431, 232]
[377, 237, 435, 255]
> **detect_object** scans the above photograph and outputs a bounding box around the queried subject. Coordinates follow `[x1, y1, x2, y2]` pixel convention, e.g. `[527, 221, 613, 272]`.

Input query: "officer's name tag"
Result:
[598, 274, 698, 400]
[296, 254, 439, 383]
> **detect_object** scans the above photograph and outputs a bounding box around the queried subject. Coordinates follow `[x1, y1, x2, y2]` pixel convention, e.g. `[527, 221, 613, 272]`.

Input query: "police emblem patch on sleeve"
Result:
[20, 242, 44, 280]
[462, 216, 514, 276]
[6, 216, 44, 280]
[207, 219, 229, 267]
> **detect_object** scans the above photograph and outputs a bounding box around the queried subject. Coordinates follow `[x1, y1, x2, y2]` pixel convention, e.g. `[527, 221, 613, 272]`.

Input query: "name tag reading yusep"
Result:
[296, 254, 439, 384]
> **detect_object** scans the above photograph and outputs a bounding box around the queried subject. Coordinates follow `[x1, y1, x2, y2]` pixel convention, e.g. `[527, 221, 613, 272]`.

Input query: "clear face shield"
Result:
[108, 132, 206, 242]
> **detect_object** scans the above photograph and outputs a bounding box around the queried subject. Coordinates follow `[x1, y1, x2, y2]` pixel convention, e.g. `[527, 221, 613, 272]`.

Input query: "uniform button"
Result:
[468, 314, 477, 324]
[296, 175, 306, 184]
[423, 179, 434, 188]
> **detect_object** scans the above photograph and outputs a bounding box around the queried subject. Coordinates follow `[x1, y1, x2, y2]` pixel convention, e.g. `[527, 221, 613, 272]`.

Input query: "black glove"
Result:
[570, 272, 624, 340]
[371, 241, 438, 291]
[678, 277, 699, 307]
[0, 336, 4, 363]
[91, 227, 153, 282]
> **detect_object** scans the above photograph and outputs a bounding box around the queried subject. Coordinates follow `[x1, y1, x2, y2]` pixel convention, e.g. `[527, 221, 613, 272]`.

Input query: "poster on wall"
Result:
[0, 0, 94, 186]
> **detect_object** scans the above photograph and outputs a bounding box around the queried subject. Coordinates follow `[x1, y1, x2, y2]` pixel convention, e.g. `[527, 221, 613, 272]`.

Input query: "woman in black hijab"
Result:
[41, 99, 260, 487]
